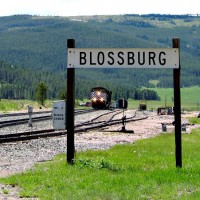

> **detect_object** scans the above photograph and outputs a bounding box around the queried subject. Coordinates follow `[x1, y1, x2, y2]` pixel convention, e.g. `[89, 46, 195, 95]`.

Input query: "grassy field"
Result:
[0, 99, 52, 112]
[1, 126, 200, 199]
[128, 86, 200, 111]
[0, 86, 200, 112]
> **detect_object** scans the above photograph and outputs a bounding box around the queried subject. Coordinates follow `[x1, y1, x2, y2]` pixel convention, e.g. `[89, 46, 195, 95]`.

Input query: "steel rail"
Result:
[0, 110, 148, 143]
[75, 110, 148, 132]
[0, 129, 66, 143]
[0, 109, 98, 128]
[75, 109, 121, 128]
[0, 115, 52, 127]
[0, 111, 52, 118]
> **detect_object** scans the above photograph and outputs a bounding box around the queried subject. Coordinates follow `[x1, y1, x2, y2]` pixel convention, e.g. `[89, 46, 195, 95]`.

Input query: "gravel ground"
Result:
[0, 110, 200, 199]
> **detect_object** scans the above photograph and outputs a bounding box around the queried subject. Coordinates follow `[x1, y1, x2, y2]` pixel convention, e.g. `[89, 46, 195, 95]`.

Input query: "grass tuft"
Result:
[76, 158, 121, 172]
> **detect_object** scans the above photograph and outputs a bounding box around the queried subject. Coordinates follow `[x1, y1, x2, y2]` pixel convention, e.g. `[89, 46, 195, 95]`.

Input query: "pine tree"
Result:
[35, 82, 47, 106]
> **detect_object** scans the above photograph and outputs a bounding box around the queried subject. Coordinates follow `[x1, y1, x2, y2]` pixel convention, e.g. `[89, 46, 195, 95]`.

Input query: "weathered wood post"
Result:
[66, 39, 75, 164]
[173, 38, 182, 168]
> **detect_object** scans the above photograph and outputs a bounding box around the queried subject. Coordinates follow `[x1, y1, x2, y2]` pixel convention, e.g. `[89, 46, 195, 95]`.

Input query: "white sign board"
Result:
[68, 48, 179, 68]
[52, 100, 66, 130]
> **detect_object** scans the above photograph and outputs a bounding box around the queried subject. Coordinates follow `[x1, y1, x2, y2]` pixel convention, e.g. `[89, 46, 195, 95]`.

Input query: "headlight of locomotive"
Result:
[100, 97, 104, 102]
[97, 91, 101, 96]
[92, 97, 97, 102]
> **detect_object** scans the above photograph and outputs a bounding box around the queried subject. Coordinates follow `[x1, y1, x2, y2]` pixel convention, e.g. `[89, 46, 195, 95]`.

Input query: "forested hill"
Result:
[0, 60, 160, 100]
[0, 14, 200, 99]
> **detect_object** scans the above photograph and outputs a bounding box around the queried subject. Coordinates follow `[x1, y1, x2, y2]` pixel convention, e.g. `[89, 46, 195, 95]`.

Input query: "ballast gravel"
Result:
[0, 110, 199, 199]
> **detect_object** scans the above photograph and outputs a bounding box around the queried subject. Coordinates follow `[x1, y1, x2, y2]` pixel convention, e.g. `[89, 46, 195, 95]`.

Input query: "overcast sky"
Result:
[0, 0, 199, 17]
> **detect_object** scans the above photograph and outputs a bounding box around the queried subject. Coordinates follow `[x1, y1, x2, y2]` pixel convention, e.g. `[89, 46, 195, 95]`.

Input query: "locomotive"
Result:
[91, 87, 112, 109]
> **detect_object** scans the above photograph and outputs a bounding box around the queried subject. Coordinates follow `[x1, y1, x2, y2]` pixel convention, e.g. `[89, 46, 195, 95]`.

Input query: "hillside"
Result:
[0, 60, 160, 100]
[0, 14, 200, 99]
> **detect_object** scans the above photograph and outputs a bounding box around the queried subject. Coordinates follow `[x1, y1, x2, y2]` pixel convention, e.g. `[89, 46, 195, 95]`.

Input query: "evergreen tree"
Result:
[58, 88, 67, 100]
[35, 82, 47, 106]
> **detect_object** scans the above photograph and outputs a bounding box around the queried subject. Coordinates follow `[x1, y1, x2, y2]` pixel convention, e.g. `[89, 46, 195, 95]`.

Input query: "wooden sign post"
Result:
[66, 38, 182, 168]
[66, 39, 75, 164]
[173, 38, 182, 168]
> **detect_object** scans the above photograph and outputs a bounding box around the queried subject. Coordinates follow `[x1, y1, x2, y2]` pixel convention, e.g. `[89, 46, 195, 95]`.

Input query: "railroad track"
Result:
[0, 109, 96, 128]
[0, 109, 117, 143]
[74, 109, 96, 115]
[75, 109, 148, 132]
[0, 111, 51, 118]
[0, 129, 66, 143]
[0, 109, 91, 118]
[0, 115, 52, 127]
[0, 110, 148, 143]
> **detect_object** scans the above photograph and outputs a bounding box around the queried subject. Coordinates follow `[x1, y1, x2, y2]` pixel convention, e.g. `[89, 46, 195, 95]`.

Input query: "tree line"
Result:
[0, 61, 160, 101]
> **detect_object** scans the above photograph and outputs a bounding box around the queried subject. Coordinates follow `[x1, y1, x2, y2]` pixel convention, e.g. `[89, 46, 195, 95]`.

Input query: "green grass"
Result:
[0, 99, 53, 112]
[128, 99, 165, 110]
[188, 117, 200, 125]
[1, 128, 200, 199]
[153, 86, 200, 110]
[128, 86, 200, 111]
[0, 99, 19, 111]
[0, 98, 110, 112]
[0, 99, 90, 112]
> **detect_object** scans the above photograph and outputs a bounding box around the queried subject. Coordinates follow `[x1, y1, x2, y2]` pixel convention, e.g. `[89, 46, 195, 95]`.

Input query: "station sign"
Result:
[68, 48, 179, 68]
[52, 100, 66, 130]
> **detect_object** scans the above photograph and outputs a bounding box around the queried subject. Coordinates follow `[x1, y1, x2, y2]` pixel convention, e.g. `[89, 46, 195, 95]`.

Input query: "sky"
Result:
[0, 0, 199, 17]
